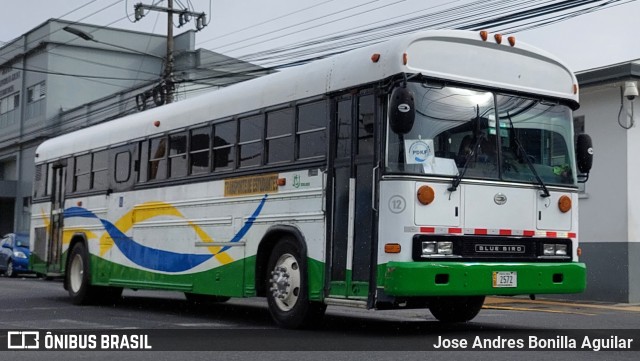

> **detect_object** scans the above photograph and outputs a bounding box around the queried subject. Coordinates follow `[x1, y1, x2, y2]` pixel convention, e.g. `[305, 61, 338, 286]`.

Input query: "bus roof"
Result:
[35, 30, 578, 163]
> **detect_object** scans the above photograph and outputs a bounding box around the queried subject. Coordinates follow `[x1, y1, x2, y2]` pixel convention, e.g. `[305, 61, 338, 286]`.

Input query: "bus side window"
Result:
[297, 100, 327, 160]
[189, 126, 211, 174]
[115, 151, 132, 183]
[239, 115, 263, 168]
[357, 94, 375, 156]
[92, 150, 108, 190]
[213, 120, 236, 171]
[169, 131, 188, 178]
[148, 136, 168, 181]
[266, 108, 294, 165]
[74, 154, 91, 192]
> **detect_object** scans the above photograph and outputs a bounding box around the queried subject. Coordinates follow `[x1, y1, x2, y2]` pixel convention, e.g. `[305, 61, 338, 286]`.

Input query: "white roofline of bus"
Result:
[35, 30, 579, 163]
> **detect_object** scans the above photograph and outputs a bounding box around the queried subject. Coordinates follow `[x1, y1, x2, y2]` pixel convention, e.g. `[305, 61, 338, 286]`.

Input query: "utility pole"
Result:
[133, 1, 207, 106]
[165, 0, 174, 104]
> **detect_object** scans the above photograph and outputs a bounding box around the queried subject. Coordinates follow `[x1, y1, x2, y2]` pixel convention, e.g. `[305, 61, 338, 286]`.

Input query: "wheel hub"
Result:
[270, 266, 291, 300]
[268, 253, 301, 311]
[69, 254, 84, 293]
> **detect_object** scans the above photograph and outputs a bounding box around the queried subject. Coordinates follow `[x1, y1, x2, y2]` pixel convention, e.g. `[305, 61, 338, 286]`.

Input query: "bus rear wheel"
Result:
[428, 296, 485, 323]
[265, 239, 325, 329]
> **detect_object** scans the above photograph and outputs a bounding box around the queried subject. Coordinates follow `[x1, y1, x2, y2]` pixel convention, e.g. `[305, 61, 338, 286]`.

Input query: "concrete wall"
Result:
[0, 20, 175, 236]
[575, 82, 640, 303]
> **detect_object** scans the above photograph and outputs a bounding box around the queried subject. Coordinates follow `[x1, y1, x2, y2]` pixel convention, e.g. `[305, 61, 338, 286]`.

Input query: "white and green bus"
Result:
[30, 30, 593, 328]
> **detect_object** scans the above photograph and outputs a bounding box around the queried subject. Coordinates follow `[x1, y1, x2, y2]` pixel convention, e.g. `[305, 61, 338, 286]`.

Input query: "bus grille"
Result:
[411, 234, 572, 262]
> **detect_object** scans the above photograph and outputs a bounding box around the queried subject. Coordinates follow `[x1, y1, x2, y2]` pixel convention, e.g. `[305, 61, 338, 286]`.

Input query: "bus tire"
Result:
[266, 238, 326, 329]
[429, 296, 485, 323]
[67, 242, 95, 305]
[67, 242, 123, 305]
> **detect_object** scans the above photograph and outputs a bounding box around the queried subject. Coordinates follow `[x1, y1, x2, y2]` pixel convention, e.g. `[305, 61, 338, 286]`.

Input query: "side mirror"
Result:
[389, 87, 415, 134]
[576, 134, 593, 182]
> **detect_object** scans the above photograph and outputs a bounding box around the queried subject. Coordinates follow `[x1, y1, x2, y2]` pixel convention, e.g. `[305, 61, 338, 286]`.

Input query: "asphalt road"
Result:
[0, 275, 638, 360]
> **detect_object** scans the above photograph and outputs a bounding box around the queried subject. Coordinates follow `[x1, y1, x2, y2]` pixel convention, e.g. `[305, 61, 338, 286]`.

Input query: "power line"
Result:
[11, 0, 636, 128]
[213, 0, 403, 52]
[494, 0, 636, 33]
[6, 65, 158, 81]
[196, 0, 338, 46]
[217, 0, 633, 68]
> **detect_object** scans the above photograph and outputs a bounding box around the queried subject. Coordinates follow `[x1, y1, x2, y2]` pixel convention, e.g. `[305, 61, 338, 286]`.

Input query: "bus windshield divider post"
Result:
[506, 111, 550, 198]
[448, 105, 482, 196]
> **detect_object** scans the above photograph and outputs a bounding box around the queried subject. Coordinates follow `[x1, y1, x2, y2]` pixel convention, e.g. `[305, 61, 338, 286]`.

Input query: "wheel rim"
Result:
[269, 253, 301, 311]
[69, 253, 84, 293]
[6, 261, 13, 277]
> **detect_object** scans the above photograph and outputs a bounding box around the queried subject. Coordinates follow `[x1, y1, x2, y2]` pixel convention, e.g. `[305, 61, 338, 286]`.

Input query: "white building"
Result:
[0, 19, 267, 236]
[574, 60, 640, 303]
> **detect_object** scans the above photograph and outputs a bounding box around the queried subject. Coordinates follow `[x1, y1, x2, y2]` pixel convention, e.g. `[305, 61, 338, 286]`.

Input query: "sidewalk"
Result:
[484, 296, 640, 316]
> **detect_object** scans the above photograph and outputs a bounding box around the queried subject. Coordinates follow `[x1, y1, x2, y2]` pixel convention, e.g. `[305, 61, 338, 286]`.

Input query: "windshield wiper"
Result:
[448, 105, 482, 193]
[506, 112, 550, 198]
[448, 135, 483, 193]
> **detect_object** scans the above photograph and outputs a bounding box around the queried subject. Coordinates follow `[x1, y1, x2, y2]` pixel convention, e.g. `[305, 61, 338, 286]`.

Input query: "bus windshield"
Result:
[386, 82, 577, 187]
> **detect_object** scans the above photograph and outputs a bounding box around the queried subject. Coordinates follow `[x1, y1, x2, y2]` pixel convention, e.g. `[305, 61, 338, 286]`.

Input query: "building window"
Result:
[0, 94, 18, 114]
[27, 81, 46, 103]
[0, 93, 19, 128]
[26, 81, 46, 119]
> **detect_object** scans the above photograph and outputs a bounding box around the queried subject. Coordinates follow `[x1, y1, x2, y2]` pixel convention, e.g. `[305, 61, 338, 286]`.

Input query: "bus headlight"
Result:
[555, 244, 568, 256]
[421, 241, 453, 256]
[422, 241, 436, 255]
[543, 244, 568, 256]
[437, 241, 453, 255]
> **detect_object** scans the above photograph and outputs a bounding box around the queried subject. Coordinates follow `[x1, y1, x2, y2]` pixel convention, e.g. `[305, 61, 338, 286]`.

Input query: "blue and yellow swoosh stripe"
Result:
[63, 195, 268, 273]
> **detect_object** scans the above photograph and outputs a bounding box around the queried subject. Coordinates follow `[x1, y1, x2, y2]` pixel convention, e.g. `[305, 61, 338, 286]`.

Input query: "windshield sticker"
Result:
[405, 139, 435, 165]
[404, 139, 458, 175]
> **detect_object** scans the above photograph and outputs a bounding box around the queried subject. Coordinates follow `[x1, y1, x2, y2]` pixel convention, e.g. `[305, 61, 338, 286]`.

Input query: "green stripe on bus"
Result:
[380, 262, 586, 297]
[85, 254, 326, 301]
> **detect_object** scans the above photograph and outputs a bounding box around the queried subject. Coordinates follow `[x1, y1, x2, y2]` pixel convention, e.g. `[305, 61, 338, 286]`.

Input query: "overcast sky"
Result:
[1, 0, 639, 72]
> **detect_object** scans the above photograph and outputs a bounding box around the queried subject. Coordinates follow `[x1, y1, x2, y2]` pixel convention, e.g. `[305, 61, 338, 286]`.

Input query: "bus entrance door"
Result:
[46, 163, 67, 275]
[328, 92, 376, 302]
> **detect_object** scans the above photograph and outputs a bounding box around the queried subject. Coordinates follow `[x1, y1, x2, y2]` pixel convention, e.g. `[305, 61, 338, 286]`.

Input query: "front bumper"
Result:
[11, 257, 32, 273]
[383, 261, 586, 296]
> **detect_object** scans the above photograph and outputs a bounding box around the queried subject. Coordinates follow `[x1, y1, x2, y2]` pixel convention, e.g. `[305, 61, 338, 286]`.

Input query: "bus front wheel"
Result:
[265, 238, 325, 329]
[67, 242, 122, 305]
[428, 296, 485, 323]
[67, 242, 94, 305]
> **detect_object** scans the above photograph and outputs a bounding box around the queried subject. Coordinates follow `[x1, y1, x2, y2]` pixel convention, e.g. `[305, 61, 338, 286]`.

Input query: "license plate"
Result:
[493, 271, 517, 288]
